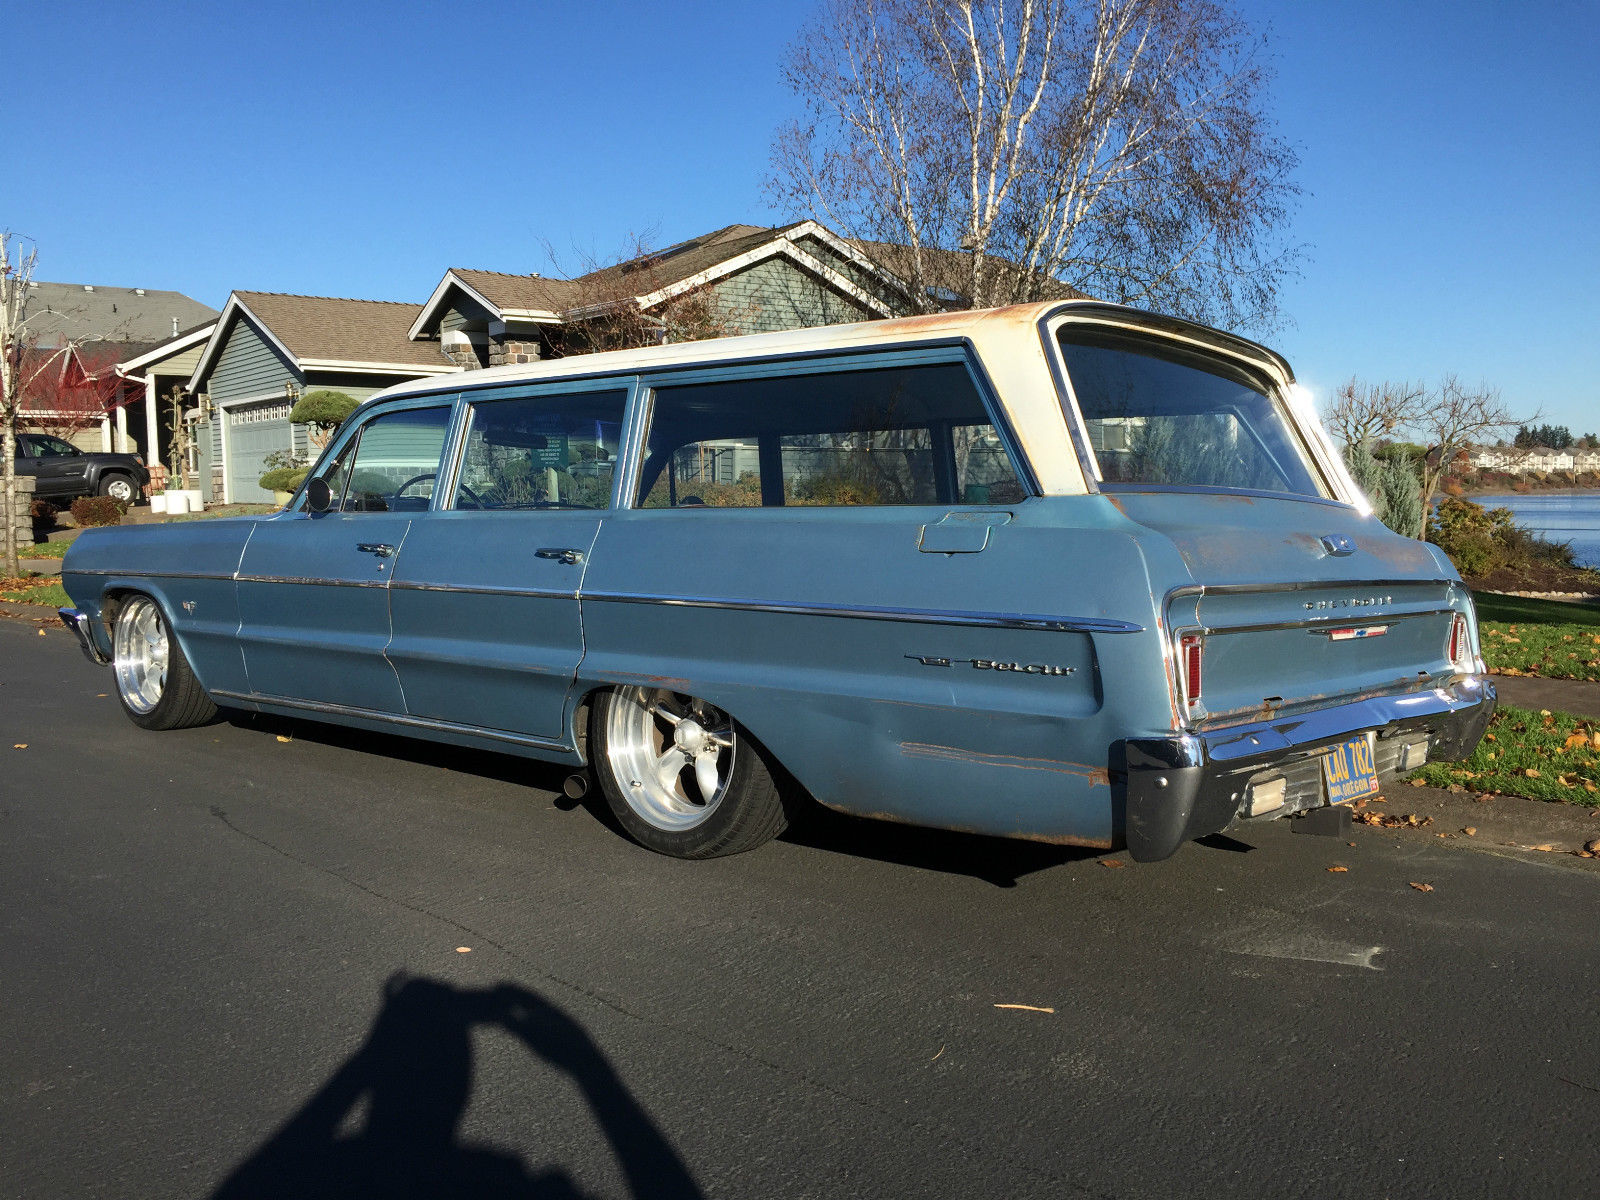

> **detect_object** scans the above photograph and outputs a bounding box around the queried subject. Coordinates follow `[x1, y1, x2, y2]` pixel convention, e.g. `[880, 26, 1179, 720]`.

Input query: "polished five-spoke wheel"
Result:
[110, 594, 217, 730]
[592, 687, 793, 857]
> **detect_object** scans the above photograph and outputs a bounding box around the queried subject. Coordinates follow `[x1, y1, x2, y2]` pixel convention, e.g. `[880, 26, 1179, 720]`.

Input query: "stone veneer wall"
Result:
[4, 475, 37, 553]
[488, 338, 542, 367]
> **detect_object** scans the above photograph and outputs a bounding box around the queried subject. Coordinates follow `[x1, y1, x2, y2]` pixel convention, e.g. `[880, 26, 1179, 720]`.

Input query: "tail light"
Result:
[1447, 613, 1472, 670]
[1179, 633, 1204, 711]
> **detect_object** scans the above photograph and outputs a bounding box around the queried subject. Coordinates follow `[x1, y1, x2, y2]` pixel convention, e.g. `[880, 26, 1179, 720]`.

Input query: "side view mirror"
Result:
[305, 477, 333, 513]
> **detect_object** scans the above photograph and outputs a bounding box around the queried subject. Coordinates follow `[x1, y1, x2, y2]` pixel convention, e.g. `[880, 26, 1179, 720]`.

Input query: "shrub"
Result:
[70, 496, 128, 527]
[258, 467, 309, 494]
[29, 498, 57, 520]
[1427, 495, 1581, 580]
[289, 389, 359, 431]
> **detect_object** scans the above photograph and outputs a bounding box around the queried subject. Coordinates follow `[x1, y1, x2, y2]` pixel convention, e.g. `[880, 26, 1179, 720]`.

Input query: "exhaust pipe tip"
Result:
[562, 773, 590, 801]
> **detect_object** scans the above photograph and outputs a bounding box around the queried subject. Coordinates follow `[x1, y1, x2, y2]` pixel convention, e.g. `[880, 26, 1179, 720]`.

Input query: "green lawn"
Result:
[0, 575, 70, 608]
[1410, 703, 1600, 806]
[1471, 591, 1600, 682]
[18, 539, 70, 559]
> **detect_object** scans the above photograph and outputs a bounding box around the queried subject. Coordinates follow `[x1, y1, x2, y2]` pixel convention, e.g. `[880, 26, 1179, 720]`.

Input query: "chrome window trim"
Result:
[578, 589, 1143, 634]
[209, 689, 571, 751]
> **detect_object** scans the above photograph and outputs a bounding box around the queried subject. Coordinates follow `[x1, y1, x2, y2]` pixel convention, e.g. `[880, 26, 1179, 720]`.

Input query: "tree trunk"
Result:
[2, 418, 18, 579]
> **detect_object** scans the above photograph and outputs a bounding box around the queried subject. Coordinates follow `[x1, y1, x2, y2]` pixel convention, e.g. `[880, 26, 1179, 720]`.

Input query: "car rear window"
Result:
[1056, 328, 1327, 498]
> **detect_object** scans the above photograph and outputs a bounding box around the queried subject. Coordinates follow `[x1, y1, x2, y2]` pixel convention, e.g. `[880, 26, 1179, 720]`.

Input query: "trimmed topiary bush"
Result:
[258, 467, 310, 494]
[289, 389, 359, 432]
[70, 496, 128, 527]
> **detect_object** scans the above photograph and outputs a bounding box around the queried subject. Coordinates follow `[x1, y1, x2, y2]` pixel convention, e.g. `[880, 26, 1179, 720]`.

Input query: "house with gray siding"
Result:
[187, 292, 460, 503]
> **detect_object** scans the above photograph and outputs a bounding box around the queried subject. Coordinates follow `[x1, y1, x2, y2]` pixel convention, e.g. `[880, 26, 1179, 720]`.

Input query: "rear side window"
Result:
[453, 389, 626, 510]
[637, 361, 1025, 508]
[1057, 329, 1327, 498]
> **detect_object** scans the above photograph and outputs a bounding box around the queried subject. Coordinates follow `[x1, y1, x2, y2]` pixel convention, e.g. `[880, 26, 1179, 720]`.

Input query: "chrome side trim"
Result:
[1167, 578, 1457, 601]
[64, 568, 237, 582]
[235, 574, 388, 589]
[389, 580, 576, 600]
[208, 689, 571, 750]
[579, 589, 1144, 634]
[58, 608, 110, 665]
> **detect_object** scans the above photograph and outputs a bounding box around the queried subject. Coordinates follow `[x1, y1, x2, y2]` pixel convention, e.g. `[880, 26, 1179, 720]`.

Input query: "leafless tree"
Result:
[1412, 375, 1521, 537]
[1321, 377, 1426, 448]
[771, 0, 1301, 329]
[2, 232, 84, 576]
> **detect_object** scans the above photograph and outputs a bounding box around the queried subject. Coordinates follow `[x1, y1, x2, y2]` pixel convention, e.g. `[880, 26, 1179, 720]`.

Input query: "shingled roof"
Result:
[231, 291, 448, 367]
[23, 281, 218, 349]
[443, 269, 583, 314]
[568, 224, 807, 300]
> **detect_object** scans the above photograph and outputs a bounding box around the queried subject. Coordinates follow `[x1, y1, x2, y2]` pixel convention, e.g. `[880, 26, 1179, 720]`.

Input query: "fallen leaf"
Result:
[931, 1045, 945, 1062]
[1326, 865, 1349, 873]
[95, 693, 107, 698]
[1463, 827, 1477, 836]
[1524, 768, 1541, 778]
[1409, 882, 1435, 893]
[275, 735, 292, 743]
[1347, 842, 1357, 847]
[1100, 859, 1125, 869]
[455, 946, 471, 954]
[993, 1003, 1055, 1013]
[1585, 838, 1600, 855]
[1529, 844, 1558, 853]
[12, 743, 26, 750]
[36, 628, 45, 637]
[1564, 734, 1590, 752]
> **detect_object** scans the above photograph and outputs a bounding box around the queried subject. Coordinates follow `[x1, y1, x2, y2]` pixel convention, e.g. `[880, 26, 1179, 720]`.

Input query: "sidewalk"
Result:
[1492, 673, 1600, 721]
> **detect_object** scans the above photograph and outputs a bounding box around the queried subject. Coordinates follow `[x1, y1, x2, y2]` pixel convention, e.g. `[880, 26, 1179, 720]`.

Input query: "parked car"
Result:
[58, 301, 1494, 861]
[14, 432, 149, 505]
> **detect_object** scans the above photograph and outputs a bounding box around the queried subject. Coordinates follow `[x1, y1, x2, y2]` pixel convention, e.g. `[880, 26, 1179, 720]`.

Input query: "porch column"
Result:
[100, 415, 112, 452]
[115, 403, 128, 453]
[144, 375, 160, 468]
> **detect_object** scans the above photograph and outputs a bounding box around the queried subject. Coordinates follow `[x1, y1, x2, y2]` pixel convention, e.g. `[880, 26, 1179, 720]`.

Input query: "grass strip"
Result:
[1408, 703, 1600, 806]
[18, 540, 70, 559]
[0, 573, 71, 608]
[1472, 592, 1600, 628]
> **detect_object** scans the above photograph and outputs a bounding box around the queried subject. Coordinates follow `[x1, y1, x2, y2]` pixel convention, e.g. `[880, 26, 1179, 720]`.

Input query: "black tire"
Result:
[98, 473, 140, 504]
[590, 687, 793, 858]
[110, 594, 217, 730]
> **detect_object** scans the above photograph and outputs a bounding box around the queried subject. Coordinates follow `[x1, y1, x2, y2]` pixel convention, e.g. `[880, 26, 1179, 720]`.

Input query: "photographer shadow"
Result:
[212, 976, 701, 1200]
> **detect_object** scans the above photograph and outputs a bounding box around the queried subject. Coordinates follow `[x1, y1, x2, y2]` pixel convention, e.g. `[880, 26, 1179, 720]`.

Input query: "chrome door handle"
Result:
[535, 547, 583, 566]
[356, 542, 395, 558]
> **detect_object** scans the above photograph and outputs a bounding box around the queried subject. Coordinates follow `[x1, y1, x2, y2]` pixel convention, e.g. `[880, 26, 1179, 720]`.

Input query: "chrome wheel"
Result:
[113, 596, 168, 715]
[604, 687, 736, 831]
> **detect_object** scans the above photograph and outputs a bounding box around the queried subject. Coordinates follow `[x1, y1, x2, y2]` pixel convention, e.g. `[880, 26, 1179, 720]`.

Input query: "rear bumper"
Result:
[59, 607, 110, 665]
[1122, 677, 1496, 861]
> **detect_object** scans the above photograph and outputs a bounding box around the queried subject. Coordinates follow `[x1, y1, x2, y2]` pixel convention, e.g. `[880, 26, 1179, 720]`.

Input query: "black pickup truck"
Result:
[13, 433, 150, 505]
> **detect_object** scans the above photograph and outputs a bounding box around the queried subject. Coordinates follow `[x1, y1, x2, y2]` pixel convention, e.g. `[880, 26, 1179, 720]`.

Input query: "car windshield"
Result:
[1056, 328, 1327, 499]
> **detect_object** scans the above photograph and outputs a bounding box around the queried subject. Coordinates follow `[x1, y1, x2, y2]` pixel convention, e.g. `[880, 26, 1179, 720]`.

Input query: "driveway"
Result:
[2, 621, 1596, 1198]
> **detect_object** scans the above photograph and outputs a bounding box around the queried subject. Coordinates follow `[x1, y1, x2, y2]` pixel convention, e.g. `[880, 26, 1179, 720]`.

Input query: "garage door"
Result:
[227, 400, 295, 504]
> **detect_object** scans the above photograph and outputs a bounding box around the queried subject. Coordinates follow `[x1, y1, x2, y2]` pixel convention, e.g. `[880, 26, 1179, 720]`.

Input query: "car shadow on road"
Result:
[210, 975, 703, 1200]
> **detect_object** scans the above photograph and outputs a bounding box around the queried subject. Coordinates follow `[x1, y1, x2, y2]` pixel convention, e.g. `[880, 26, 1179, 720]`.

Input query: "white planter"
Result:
[148, 493, 168, 514]
[182, 489, 204, 512]
[164, 492, 190, 515]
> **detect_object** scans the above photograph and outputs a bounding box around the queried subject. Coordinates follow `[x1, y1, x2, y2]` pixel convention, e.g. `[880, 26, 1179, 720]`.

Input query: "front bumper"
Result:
[1121, 677, 1496, 861]
[59, 607, 110, 665]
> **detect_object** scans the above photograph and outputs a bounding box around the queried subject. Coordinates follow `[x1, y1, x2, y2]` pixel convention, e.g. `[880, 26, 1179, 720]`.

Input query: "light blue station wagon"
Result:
[60, 301, 1495, 861]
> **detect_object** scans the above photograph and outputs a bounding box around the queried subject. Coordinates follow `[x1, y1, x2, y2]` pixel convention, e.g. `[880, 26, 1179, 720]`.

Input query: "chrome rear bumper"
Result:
[1121, 677, 1496, 861]
[58, 608, 110, 665]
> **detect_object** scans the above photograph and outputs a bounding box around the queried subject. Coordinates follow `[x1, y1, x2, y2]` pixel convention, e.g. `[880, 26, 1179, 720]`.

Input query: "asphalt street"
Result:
[3, 618, 1598, 1199]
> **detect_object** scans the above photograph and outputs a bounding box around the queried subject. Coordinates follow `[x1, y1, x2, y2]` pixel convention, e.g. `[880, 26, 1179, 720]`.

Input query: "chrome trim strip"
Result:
[1167, 578, 1457, 601]
[1194, 607, 1454, 638]
[64, 568, 236, 582]
[579, 589, 1144, 633]
[58, 608, 110, 665]
[235, 574, 388, 589]
[389, 580, 576, 600]
[209, 689, 571, 750]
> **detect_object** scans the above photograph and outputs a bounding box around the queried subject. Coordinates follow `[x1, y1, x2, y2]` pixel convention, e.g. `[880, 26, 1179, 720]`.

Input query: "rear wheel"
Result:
[98, 474, 139, 504]
[591, 686, 790, 858]
[111, 594, 217, 730]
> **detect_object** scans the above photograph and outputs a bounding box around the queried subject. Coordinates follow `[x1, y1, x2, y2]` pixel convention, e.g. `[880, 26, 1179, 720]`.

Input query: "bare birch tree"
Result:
[1322, 378, 1427, 448]
[1, 232, 81, 577]
[1412, 375, 1520, 538]
[771, 0, 1301, 329]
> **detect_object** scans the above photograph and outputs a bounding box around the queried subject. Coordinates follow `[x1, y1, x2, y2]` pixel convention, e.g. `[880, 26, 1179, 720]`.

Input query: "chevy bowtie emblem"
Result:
[1316, 625, 1389, 640]
[1320, 533, 1357, 557]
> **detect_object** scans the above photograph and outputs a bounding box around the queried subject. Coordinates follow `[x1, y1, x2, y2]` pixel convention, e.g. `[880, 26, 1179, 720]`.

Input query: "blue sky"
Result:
[7, 0, 1596, 431]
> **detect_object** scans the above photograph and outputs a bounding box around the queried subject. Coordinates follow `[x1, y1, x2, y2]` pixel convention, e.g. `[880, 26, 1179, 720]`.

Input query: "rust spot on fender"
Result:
[899, 741, 1110, 786]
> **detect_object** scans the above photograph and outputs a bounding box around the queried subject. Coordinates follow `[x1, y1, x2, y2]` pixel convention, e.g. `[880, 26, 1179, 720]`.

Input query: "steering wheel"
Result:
[393, 473, 484, 509]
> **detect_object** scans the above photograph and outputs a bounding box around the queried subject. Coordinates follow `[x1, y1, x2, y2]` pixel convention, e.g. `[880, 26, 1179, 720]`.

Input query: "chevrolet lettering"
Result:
[59, 301, 1494, 862]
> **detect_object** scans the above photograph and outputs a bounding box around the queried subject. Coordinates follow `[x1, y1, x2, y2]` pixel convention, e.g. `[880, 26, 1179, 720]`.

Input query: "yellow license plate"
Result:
[1322, 735, 1379, 804]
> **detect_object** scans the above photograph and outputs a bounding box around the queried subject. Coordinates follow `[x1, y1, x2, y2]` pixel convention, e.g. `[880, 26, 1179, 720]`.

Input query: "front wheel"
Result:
[112, 594, 217, 730]
[591, 687, 792, 858]
[98, 474, 139, 504]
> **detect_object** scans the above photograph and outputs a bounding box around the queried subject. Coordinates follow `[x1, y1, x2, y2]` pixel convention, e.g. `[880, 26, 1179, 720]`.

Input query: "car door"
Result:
[20, 434, 86, 499]
[234, 400, 456, 714]
[386, 382, 628, 741]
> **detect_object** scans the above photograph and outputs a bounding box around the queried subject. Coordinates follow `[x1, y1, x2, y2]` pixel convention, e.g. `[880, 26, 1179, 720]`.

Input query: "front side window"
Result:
[1057, 328, 1326, 498]
[317, 406, 453, 513]
[453, 389, 626, 510]
[31, 435, 80, 457]
[637, 361, 1025, 508]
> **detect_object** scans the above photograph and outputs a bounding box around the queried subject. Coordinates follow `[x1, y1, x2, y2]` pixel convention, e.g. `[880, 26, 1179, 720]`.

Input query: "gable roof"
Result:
[22, 281, 218, 349]
[190, 291, 460, 392]
[113, 320, 220, 376]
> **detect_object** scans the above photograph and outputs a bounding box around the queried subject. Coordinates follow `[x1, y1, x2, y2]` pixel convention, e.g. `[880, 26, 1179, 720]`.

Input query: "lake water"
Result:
[1474, 492, 1600, 569]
